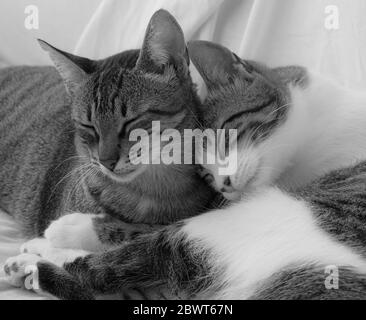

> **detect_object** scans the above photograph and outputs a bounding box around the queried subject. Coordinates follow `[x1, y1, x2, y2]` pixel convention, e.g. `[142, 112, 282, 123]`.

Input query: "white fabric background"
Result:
[1, 0, 366, 88]
[0, 0, 366, 299]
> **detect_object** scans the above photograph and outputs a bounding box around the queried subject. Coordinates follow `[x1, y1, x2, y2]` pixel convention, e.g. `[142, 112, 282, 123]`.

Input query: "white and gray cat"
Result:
[190, 41, 366, 200]
[5, 40, 366, 299]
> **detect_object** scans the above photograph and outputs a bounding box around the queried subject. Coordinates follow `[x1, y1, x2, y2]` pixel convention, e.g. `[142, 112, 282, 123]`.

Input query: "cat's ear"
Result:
[135, 9, 189, 74]
[189, 60, 208, 103]
[188, 40, 252, 88]
[38, 39, 94, 95]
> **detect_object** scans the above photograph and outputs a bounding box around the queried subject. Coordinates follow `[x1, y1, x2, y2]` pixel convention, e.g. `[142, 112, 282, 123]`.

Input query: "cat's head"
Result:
[39, 10, 197, 183]
[188, 41, 307, 200]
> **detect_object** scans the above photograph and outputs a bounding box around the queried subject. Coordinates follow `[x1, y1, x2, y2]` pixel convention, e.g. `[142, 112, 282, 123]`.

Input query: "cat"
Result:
[0, 9, 217, 289]
[189, 41, 366, 201]
[5, 40, 366, 300]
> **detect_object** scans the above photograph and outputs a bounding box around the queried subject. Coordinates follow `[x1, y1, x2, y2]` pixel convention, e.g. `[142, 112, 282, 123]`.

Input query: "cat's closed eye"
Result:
[75, 121, 99, 142]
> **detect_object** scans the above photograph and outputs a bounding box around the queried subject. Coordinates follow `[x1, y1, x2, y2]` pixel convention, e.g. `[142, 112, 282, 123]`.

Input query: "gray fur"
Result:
[299, 161, 366, 257]
[273, 65, 309, 88]
[252, 265, 366, 300]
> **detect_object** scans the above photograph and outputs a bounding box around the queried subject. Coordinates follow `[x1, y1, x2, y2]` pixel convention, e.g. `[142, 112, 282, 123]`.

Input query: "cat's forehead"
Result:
[202, 74, 289, 137]
[78, 67, 184, 118]
[206, 77, 275, 112]
[93, 67, 179, 95]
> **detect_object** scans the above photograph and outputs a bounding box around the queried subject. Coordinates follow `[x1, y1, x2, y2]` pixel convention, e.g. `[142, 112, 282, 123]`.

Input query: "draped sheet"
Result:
[0, 0, 365, 299]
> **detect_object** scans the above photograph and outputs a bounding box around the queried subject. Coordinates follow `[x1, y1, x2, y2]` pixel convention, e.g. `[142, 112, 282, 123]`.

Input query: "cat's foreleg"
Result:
[21, 213, 164, 253]
[5, 222, 212, 298]
[5, 234, 180, 299]
[4, 253, 95, 300]
[17, 224, 215, 298]
[4, 238, 93, 299]
[27, 187, 366, 299]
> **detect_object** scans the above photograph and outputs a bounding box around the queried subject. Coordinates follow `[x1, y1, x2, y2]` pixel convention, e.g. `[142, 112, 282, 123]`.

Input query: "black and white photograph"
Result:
[0, 0, 366, 305]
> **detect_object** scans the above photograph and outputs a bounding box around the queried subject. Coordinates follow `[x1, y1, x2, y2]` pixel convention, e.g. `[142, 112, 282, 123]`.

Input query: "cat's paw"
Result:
[20, 238, 51, 256]
[4, 253, 41, 288]
[19, 237, 89, 267]
[44, 213, 102, 251]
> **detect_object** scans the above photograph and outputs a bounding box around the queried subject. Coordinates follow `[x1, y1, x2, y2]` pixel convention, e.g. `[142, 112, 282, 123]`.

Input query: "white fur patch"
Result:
[44, 213, 104, 252]
[264, 72, 366, 189]
[183, 188, 366, 299]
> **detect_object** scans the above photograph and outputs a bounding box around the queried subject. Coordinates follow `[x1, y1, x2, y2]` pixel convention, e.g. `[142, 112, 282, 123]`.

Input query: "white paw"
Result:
[20, 238, 52, 256]
[4, 253, 41, 288]
[44, 213, 102, 251]
[19, 237, 89, 268]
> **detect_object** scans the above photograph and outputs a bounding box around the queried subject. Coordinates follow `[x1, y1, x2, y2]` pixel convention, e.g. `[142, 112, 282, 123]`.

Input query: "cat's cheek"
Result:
[44, 213, 104, 252]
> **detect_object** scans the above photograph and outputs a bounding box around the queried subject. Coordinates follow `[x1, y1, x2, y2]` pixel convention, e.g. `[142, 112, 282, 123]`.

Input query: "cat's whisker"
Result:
[245, 102, 293, 144]
[64, 164, 96, 208]
[48, 162, 93, 202]
[217, 196, 230, 209]
[267, 102, 292, 118]
[51, 155, 89, 173]
[65, 170, 92, 207]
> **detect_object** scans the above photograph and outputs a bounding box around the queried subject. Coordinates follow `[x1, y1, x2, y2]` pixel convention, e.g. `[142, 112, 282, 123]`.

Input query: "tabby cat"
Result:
[5, 40, 366, 299]
[0, 10, 217, 298]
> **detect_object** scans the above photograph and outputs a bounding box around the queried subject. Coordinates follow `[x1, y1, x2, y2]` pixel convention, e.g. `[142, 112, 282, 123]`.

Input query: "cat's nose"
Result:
[220, 176, 235, 193]
[100, 158, 118, 171]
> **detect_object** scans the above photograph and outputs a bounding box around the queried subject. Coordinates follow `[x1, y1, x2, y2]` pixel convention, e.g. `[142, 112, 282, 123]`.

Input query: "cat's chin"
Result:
[102, 166, 146, 183]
